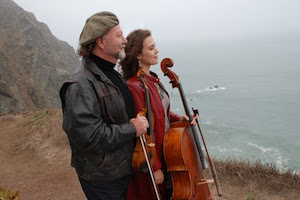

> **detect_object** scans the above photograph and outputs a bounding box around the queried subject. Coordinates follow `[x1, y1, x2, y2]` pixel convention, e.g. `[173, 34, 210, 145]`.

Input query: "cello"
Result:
[161, 58, 213, 200]
[132, 69, 161, 200]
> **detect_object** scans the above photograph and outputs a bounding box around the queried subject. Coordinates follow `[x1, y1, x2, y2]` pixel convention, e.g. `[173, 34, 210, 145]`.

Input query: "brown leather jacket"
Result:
[60, 57, 136, 181]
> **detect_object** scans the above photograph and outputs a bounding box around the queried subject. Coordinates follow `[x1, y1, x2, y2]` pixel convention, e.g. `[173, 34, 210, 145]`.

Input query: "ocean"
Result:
[151, 34, 300, 172]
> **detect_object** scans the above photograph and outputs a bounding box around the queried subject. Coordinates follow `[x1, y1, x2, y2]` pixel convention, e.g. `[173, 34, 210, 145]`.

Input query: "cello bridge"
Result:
[147, 143, 155, 147]
[198, 179, 214, 185]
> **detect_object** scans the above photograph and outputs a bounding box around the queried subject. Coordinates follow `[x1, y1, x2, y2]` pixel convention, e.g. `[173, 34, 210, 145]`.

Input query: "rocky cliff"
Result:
[0, 0, 80, 114]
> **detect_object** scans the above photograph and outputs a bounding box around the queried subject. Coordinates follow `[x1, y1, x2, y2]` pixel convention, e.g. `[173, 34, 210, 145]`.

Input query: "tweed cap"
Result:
[79, 11, 119, 45]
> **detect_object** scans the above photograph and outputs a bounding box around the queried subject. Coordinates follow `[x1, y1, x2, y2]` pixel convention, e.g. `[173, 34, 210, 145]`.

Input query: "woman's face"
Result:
[138, 36, 159, 67]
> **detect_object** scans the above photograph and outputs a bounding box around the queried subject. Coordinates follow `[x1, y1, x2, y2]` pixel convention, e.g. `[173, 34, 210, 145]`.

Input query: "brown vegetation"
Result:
[0, 109, 299, 200]
[211, 159, 300, 200]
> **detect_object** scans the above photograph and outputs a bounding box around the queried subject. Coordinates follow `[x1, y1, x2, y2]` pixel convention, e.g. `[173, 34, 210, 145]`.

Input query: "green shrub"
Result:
[0, 188, 20, 200]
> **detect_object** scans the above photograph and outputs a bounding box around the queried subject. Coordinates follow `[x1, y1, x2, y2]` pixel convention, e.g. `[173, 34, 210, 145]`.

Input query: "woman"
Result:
[121, 29, 196, 200]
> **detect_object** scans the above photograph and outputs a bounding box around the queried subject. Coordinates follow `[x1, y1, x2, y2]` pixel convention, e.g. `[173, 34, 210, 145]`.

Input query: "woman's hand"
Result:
[154, 169, 164, 185]
[180, 114, 199, 126]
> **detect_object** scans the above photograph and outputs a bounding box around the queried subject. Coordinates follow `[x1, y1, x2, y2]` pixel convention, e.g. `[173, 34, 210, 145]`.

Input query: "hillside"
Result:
[0, 0, 80, 114]
[0, 109, 299, 200]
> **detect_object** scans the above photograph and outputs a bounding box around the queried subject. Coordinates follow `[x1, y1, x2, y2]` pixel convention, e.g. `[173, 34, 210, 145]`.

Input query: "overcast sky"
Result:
[12, 0, 300, 50]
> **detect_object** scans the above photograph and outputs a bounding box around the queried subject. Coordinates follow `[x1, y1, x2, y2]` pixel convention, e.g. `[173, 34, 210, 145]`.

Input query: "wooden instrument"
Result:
[161, 58, 213, 200]
[132, 69, 161, 200]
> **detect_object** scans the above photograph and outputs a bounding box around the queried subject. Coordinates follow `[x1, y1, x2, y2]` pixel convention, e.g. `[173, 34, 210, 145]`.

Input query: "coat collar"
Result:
[82, 57, 108, 81]
[82, 57, 126, 86]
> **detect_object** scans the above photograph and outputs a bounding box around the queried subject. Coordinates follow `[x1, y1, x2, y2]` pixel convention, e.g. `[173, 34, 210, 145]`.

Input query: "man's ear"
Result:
[95, 37, 105, 49]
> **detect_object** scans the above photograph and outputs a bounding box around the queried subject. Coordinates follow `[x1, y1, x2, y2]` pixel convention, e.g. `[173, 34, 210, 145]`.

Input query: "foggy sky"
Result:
[12, 0, 300, 50]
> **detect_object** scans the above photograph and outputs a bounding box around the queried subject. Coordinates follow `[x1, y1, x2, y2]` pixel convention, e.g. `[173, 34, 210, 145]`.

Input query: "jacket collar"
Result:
[135, 68, 159, 83]
[82, 57, 108, 80]
[82, 57, 127, 85]
[82, 57, 127, 86]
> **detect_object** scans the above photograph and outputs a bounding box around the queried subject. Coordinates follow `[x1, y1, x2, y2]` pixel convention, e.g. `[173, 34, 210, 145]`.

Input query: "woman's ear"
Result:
[137, 54, 141, 60]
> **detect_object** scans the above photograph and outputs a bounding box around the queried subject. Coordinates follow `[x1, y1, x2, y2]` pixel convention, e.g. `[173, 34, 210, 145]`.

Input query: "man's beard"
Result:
[118, 49, 126, 61]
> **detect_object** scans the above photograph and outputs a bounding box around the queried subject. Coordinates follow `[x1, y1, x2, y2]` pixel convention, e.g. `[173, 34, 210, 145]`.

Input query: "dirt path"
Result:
[0, 110, 85, 199]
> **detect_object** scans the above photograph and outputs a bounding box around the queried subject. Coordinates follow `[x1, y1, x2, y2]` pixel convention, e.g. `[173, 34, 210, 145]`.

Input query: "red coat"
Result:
[127, 72, 181, 200]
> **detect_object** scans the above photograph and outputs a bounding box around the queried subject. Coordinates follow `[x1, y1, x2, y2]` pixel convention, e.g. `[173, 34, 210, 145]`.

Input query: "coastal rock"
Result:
[0, 0, 80, 114]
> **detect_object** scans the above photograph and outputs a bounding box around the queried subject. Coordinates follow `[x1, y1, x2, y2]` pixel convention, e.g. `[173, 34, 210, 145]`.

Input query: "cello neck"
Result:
[178, 81, 208, 169]
[177, 82, 193, 121]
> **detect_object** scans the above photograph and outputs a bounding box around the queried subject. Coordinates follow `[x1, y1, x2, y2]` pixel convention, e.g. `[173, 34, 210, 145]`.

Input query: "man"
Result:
[59, 11, 149, 200]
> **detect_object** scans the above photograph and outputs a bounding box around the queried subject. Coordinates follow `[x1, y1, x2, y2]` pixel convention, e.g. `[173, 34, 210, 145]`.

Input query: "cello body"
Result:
[164, 121, 212, 200]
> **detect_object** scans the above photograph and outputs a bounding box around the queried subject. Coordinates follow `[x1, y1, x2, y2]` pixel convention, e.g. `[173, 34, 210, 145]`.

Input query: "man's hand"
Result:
[130, 116, 149, 137]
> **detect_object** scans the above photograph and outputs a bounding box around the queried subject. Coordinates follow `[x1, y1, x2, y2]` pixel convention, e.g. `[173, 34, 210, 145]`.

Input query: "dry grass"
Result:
[209, 158, 300, 199]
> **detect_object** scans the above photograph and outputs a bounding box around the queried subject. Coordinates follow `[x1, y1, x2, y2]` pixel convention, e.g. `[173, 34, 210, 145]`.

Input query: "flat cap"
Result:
[79, 11, 119, 45]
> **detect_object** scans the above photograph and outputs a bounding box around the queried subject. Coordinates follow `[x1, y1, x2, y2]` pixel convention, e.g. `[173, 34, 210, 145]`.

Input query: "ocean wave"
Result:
[247, 142, 289, 172]
[201, 121, 212, 125]
[211, 146, 227, 152]
[196, 85, 226, 93]
[232, 148, 242, 152]
[208, 130, 224, 135]
[247, 142, 279, 154]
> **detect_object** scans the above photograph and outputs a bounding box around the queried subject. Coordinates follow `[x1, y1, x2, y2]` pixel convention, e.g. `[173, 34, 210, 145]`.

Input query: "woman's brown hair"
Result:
[120, 29, 151, 80]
